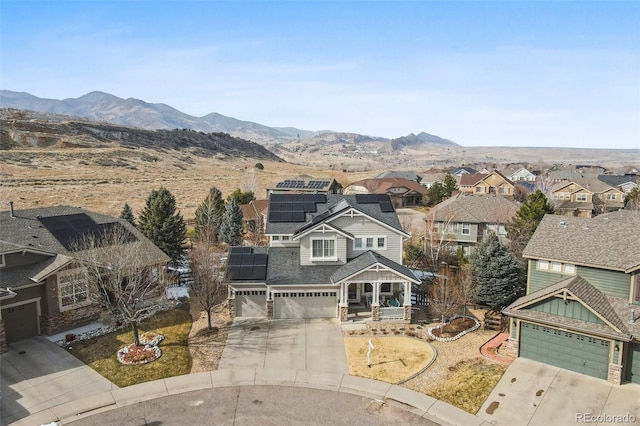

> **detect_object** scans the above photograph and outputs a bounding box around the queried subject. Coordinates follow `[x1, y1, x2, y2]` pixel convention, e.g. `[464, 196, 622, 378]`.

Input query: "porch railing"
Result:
[379, 307, 404, 320]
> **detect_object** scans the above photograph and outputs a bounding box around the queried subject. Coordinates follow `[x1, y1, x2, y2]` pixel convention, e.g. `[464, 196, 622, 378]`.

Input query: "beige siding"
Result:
[331, 216, 403, 263]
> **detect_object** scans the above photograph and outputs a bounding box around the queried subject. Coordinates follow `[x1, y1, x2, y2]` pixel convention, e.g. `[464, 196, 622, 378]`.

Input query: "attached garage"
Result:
[627, 343, 640, 384]
[273, 291, 337, 319]
[519, 322, 610, 380]
[2, 301, 40, 344]
[235, 290, 267, 317]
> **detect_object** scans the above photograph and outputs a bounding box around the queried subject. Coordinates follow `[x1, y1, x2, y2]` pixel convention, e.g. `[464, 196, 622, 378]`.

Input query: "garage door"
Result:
[274, 291, 337, 319]
[628, 343, 640, 384]
[520, 322, 610, 380]
[236, 290, 266, 317]
[3, 302, 39, 343]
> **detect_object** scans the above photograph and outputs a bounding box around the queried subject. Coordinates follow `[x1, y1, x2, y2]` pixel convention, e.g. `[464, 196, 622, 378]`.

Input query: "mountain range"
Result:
[0, 90, 459, 148]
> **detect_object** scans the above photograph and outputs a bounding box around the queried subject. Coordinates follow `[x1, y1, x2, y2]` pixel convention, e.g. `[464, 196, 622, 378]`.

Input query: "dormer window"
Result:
[311, 238, 336, 260]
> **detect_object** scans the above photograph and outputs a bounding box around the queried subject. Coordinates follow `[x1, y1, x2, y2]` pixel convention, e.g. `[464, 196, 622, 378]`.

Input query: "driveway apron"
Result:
[219, 318, 348, 373]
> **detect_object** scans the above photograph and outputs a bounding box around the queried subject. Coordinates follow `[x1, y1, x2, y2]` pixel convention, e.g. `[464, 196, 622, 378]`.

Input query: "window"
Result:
[475, 187, 484, 193]
[635, 276, 640, 302]
[446, 223, 458, 233]
[563, 264, 576, 274]
[58, 269, 88, 310]
[380, 283, 391, 293]
[272, 235, 280, 241]
[606, 193, 617, 200]
[538, 260, 549, 270]
[282, 236, 290, 241]
[551, 262, 562, 272]
[354, 236, 386, 250]
[499, 186, 509, 194]
[311, 239, 335, 259]
[576, 193, 587, 202]
[461, 223, 471, 235]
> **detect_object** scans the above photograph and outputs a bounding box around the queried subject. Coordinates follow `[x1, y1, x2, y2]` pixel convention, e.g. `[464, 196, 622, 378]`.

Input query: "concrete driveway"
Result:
[219, 318, 348, 374]
[0, 337, 116, 425]
[478, 358, 640, 425]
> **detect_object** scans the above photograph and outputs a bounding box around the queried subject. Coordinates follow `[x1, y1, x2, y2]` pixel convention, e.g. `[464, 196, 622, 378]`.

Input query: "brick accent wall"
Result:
[0, 319, 6, 354]
[339, 304, 348, 321]
[228, 296, 236, 318]
[40, 304, 101, 336]
[266, 299, 274, 319]
[608, 363, 623, 385]
[403, 305, 411, 321]
[505, 337, 519, 357]
[371, 304, 380, 321]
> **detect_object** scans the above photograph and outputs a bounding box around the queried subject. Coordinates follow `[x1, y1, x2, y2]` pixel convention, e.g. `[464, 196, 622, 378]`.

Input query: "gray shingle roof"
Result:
[503, 275, 631, 340]
[426, 193, 519, 224]
[330, 251, 419, 284]
[522, 210, 640, 272]
[265, 247, 339, 285]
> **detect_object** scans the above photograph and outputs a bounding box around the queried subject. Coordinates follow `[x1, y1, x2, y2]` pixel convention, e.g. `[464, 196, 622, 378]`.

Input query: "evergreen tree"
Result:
[427, 182, 447, 206]
[507, 189, 555, 259]
[227, 188, 255, 205]
[442, 173, 458, 197]
[194, 187, 225, 243]
[471, 233, 525, 310]
[218, 197, 244, 245]
[119, 203, 136, 227]
[138, 187, 186, 264]
[625, 187, 639, 210]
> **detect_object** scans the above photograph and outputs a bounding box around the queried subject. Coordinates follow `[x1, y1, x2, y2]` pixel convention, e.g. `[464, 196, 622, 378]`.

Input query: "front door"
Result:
[347, 283, 361, 303]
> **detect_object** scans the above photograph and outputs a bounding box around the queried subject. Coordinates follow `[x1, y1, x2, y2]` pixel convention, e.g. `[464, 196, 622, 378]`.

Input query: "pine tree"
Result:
[507, 189, 555, 259]
[138, 187, 186, 264]
[119, 203, 136, 227]
[218, 197, 244, 246]
[194, 187, 225, 243]
[427, 182, 446, 206]
[442, 173, 458, 197]
[471, 233, 525, 310]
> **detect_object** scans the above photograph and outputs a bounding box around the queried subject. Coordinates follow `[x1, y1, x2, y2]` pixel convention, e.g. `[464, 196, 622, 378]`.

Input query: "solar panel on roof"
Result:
[292, 211, 306, 222]
[251, 265, 267, 280]
[268, 211, 281, 222]
[253, 253, 268, 265]
[380, 202, 394, 212]
[39, 214, 136, 251]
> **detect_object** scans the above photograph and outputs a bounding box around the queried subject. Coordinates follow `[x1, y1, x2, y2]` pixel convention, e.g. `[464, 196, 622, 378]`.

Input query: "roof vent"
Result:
[9, 201, 15, 218]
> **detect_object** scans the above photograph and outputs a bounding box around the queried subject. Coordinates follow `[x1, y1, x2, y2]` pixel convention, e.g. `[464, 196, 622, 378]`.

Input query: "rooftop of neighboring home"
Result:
[459, 170, 513, 187]
[449, 166, 478, 176]
[239, 199, 269, 220]
[373, 170, 422, 182]
[346, 177, 428, 195]
[550, 176, 625, 195]
[425, 193, 520, 224]
[597, 174, 639, 188]
[522, 210, 640, 273]
[266, 177, 341, 194]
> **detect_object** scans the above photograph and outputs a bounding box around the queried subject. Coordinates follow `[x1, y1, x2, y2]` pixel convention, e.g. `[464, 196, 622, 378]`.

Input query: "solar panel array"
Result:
[274, 179, 331, 190]
[39, 214, 137, 251]
[354, 194, 395, 213]
[268, 194, 327, 222]
[228, 247, 268, 281]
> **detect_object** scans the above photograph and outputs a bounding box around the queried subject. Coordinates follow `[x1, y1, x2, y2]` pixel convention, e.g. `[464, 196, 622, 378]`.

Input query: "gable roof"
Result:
[374, 171, 422, 182]
[503, 275, 631, 340]
[597, 174, 638, 188]
[346, 178, 428, 196]
[449, 167, 478, 175]
[265, 247, 338, 285]
[330, 250, 419, 284]
[426, 194, 519, 224]
[240, 199, 269, 221]
[459, 173, 488, 186]
[522, 210, 640, 272]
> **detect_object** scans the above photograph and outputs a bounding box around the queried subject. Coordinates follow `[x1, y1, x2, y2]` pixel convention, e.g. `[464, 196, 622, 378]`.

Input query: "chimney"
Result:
[9, 201, 15, 218]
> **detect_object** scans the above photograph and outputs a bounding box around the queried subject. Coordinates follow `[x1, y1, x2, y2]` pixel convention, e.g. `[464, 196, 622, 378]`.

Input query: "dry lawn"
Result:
[344, 336, 435, 384]
[67, 309, 192, 387]
[187, 302, 233, 373]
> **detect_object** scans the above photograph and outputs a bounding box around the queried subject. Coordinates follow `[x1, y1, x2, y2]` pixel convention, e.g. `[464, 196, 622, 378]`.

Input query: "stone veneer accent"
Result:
[608, 363, 623, 385]
[40, 304, 101, 336]
[505, 337, 520, 357]
[266, 299, 274, 319]
[339, 304, 348, 321]
[228, 296, 236, 318]
[0, 319, 6, 354]
[403, 305, 412, 321]
[371, 304, 380, 321]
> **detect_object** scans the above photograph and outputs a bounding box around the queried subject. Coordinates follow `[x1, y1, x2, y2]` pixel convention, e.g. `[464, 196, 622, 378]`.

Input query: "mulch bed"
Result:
[431, 318, 478, 338]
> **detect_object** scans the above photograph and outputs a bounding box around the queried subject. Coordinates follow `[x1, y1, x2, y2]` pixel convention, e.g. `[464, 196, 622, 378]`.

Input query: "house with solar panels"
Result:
[266, 178, 343, 196]
[0, 204, 169, 352]
[226, 193, 420, 321]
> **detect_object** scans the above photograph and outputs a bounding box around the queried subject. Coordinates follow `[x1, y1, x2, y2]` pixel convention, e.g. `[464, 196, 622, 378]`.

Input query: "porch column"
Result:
[339, 283, 349, 321]
[371, 282, 381, 321]
[403, 282, 410, 305]
[339, 283, 346, 304]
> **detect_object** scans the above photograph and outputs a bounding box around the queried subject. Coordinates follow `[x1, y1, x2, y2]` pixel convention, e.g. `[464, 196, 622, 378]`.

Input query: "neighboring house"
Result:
[576, 165, 607, 174]
[449, 167, 478, 178]
[239, 199, 269, 233]
[502, 167, 537, 182]
[226, 194, 419, 322]
[420, 172, 446, 189]
[374, 171, 422, 183]
[550, 178, 625, 218]
[266, 178, 342, 195]
[547, 170, 593, 183]
[459, 171, 515, 197]
[343, 178, 428, 207]
[425, 194, 520, 255]
[503, 210, 640, 384]
[0, 204, 169, 352]
[598, 175, 639, 195]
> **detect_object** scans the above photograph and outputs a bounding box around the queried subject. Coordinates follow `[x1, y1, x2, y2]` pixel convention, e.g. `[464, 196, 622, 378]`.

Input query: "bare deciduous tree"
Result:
[189, 243, 228, 330]
[74, 224, 167, 346]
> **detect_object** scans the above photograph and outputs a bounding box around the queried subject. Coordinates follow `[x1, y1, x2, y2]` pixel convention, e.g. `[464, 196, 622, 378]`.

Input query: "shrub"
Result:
[255, 162, 264, 170]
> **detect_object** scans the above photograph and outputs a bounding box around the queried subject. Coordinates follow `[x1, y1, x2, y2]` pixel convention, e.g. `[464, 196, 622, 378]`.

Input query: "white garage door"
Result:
[274, 291, 337, 319]
[236, 290, 266, 317]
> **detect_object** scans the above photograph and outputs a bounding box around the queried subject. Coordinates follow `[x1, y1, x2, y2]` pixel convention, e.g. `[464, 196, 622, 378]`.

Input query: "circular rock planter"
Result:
[428, 315, 480, 342]
[117, 332, 165, 365]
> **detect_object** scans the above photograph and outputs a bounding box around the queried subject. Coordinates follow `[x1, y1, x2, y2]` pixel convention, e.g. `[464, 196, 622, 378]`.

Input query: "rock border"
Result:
[427, 315, 480, 342]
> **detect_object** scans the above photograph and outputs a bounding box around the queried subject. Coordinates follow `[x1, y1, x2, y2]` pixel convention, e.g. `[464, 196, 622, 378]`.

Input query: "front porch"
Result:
[338, 281, 412, 323]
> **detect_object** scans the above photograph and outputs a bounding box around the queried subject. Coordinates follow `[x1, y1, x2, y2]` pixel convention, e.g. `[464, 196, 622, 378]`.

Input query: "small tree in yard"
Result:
[189, 243, 227, 330]
[471, 233, 525, 310]
[74, 224, 166, 347]
[194, 187, 225, 244]
[218, 197, 244, 245]
[119, 203, 136, 227]
[138, 187, 186, 265]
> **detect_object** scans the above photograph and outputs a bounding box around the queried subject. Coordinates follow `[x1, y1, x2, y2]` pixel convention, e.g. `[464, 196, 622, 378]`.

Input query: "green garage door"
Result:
[628, 343, 640, 384]
[520, 322, 610, 380]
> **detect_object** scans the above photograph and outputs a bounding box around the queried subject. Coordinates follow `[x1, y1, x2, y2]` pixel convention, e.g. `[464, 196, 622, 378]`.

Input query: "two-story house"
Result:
[550, 178, 625, 217]
[459, 171, 515, 197]
[501, 167, 537, 182]
[0, 204, 169, 352]
[425, 194, 520, 256]
[226, 194, 419, 322]
[266, 178, 343, 196]
[503, 211, 640, 384]
[343, 178, 428, 207]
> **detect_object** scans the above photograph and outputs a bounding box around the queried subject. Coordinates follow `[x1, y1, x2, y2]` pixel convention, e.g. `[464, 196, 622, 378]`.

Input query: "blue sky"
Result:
[1, 1, 639, 149]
